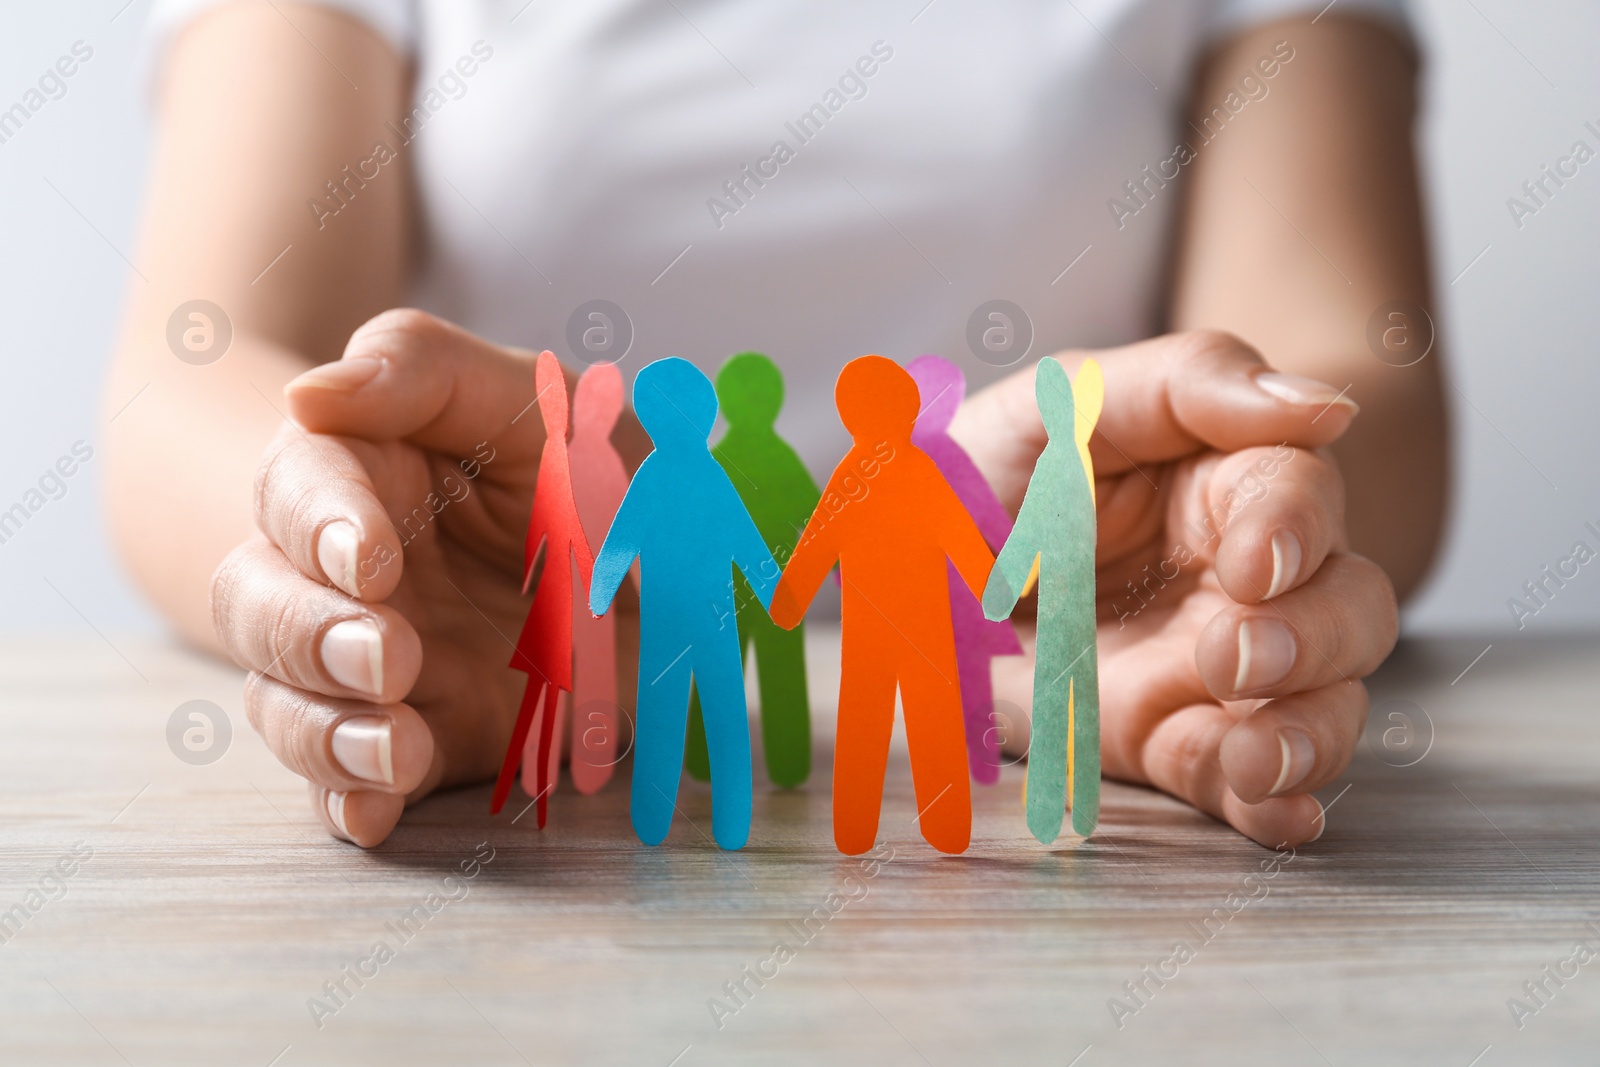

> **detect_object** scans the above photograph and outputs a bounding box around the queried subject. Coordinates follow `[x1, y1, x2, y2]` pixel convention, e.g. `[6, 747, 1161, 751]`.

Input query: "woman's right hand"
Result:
[211, 309, 560, 847]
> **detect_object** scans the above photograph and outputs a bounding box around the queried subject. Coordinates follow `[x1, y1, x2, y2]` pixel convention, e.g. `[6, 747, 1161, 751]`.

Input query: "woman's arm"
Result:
[1170, 13, 1448, 601]
[103, 4, 411, 651]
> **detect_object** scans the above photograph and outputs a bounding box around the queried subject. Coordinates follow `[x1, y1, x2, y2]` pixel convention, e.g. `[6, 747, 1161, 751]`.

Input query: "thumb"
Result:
[953, 330, 1359, 492]
[285, 308, 558, 464]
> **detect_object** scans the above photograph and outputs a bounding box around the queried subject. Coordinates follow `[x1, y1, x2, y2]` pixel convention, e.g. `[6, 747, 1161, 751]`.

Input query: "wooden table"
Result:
[0, 629, 1596, 1066]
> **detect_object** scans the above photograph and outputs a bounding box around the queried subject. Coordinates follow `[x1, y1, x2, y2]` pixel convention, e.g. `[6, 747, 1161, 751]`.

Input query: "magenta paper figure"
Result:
[907, 355, 1024, 784]
[524, 361, 631, 797]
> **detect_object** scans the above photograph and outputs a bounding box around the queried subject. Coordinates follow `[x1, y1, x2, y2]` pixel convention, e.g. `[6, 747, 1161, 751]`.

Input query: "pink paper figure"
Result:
[907, 355, 1024, 784]
[492, 352, 593, 828]
[522, 361, 630, 797]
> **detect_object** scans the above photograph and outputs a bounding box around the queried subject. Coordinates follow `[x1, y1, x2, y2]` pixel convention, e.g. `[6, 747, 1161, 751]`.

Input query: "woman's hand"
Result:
[955, 330, 1398, 848]
[211, 310, 564, 847]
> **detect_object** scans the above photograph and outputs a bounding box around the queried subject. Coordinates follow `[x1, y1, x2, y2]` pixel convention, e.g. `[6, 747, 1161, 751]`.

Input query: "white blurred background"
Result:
[0, 0, 1596, 637]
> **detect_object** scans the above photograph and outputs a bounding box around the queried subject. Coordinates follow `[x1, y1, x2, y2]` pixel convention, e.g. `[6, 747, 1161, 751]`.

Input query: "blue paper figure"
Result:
[589, 357, 780, 850]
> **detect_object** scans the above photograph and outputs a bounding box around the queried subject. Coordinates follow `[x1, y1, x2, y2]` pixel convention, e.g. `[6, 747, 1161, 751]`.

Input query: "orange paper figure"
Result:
[491, 352, 594, 826]
[523, 361, 630, 797]
[769, 356, 995, 855]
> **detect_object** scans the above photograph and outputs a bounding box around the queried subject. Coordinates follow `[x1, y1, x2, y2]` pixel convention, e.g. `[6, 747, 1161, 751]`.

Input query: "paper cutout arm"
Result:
[982, 498, 1045, 622]
[768, 483, 846, 629]
[727, 483, 781, 611]
[589, 472, 646, 617]
[521, 506, 550, 596]
[942, 448, 1014, 551]
[572, 516, 596, 605]
[936, 478, 997, 602]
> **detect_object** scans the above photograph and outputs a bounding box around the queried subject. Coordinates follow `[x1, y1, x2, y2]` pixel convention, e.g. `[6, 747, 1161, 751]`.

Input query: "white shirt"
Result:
[149, 0, 1408, 467]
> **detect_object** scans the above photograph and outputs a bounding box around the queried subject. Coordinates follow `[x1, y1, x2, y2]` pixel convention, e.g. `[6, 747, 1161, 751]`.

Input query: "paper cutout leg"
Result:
[751, 610, 810, 788]
[631, 624, 695, 848]
[493, 675, 553, 818]
[530, 689, 568, 800]
[832, 609, 900, 856]
[684, 595, 754, 783]
[685, 686, 709, 781]
[898, 637, 973, 854]
[948, 564, 1005, 783]
[569, 604, 618, 793]
[686, 585, 809, 788]
[1025, 546, 1099, 839]
[692, 638, 756, 850]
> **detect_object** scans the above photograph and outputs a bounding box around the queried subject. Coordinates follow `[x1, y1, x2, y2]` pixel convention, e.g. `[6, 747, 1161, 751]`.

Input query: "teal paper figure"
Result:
[589, 357, 780, 850]
[982, 357, 1103, 842]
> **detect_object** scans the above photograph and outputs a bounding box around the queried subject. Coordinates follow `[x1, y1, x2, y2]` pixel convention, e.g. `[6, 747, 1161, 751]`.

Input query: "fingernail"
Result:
[1266, 529, 1302, 599]
[318, 521, 361, 596]
[293, 358, 383, 393]
[1255, 372, 1359, 415]
[1270, 727, 1316, 796]
[1234, 618, 1295, 694]
[1307, 799, 1327, 842]
[332, 716, 395, 785]
[326, 789, 352, 837]
[322, 619, 384, 698]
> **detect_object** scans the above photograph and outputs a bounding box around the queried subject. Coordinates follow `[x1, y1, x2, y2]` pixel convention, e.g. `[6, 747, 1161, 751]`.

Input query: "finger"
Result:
[952, 330, 1359, 494]
[253, 423, 405, 601]
[1189, 446, 1345, 603]
[1219, 682, 1369, 804]
[212, 538, 422, 702]
[311, 784, 406, 848]
[244, 671, 435, 795]
[1195, 551, 1397, 702]
[284, 308, 555, 464]
[1140, 702, 1328, 848]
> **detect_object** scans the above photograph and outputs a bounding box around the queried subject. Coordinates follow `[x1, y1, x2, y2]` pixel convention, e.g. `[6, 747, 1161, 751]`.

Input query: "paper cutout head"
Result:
[836, 354, 919, 440]
[573, 359, 623, 438]
[906, 354, 966, 433]
[717, 351, 784, 429]
[1036, 356, 1104, 497]
[536, 350, 570, 442]
[1036, 354, 1077, 434]
[634, 357, 717, 447]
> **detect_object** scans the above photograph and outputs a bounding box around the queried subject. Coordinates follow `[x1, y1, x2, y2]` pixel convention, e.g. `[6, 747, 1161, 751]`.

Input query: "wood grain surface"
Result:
[0, 628, 1595, 1066]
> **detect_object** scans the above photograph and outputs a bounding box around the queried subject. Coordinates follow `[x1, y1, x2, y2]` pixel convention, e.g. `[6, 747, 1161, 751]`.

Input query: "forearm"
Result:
[105, 338, 309, 652]
[103, 4, 411, 650]
[1169, 14, 1448, 601]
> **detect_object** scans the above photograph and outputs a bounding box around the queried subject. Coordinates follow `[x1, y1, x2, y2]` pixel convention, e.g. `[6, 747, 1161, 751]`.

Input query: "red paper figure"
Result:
[491, 351, 594, 826]
[523, 361, 630, 797]
[769, 356, 995, 855]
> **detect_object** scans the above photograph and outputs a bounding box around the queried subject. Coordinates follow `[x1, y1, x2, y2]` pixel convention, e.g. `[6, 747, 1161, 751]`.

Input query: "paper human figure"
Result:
[524, 361, 631, 797]
[685, 352, 821, 789]
[982, 357, 1103, 842]
[492, 352, 594, 827]
[590, 357, 780, 850]
[907, 355, 1024, 784]
[769, 356, 995, 855]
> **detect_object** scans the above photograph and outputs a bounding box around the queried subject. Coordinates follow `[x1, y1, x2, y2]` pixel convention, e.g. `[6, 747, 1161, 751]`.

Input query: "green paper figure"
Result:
[983, 357, 1103, 842]
[686, 353, 821, 788]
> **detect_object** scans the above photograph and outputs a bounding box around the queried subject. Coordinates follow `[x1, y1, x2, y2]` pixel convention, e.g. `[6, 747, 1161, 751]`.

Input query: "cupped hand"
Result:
[954, 331, 1397, 848]
[211, 310, 560, 846]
